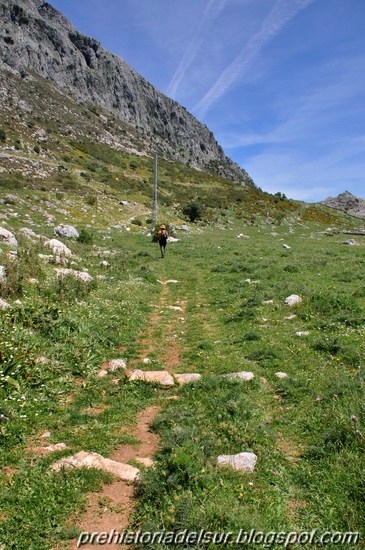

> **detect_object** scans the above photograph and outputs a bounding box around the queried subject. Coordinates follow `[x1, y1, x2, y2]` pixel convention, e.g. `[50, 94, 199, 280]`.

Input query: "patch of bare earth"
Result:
[68, 406, 160, 550]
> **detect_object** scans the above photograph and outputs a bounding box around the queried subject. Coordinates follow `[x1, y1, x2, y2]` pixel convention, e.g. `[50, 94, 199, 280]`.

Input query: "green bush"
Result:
[182, 201, 203, 222]
[77, 228, 93, 244]
[0, 128, 6, 142]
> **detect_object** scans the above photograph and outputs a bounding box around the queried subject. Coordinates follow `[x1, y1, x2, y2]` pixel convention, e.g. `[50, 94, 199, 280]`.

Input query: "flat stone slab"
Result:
[51, 451, 140, 481]
[128, 370, 175, 386]
[174, 373, 202, 385]
[217, 452, 257, 472]
[225, 371, 254, 382]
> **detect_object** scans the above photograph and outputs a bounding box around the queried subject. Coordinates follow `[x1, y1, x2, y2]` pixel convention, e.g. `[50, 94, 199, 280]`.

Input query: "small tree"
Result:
[182, 201, 203, 222]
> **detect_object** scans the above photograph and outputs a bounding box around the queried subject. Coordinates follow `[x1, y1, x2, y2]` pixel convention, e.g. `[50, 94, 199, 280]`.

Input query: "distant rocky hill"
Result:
[0, 0, 252, 185]
[321, 191, 365, 219]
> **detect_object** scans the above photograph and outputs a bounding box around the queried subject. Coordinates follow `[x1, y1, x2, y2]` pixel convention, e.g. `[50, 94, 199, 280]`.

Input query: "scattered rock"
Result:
[0, 265, 6, 281]
[282, 244, 291, 249]
[54, 224, 79, 239]
[44, 239, 72, 257]
[0, 298, 11, 309]
[177, 224, 189, 231]
[225, 371, 254, 381]
[40, 443, 68, 454]
[0, 227, 18, 246]
[38, 253, 54, 262]
[275, 372, 288, 379]
[109, 358, 127, 371]
[128, 370, 175, 386]
[295, 331, 310, 337]
[167, 236, 179, 243]
[217, 452, 257, 472]
[285, 294, 302, 306]
[236, 234, 250, 239]
[55, 268, 93, 282]
[342, 239, 358, 246]
[143, 358, 151, 364]
[166, 305, 184, 312]
[174, 373, 202, 385]
[100, 260, 110, 267]
[51, 451, 140, 481]
[263, 299, 274, 305]
[285, 314, 297, 320]
[40, 431, 51, 438]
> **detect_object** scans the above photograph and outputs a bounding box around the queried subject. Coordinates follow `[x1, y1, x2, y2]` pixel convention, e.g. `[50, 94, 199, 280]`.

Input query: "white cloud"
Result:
[193, 0, 316, 118]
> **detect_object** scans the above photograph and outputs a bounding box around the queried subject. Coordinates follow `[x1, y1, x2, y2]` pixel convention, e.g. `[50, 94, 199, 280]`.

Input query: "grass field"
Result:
[0, 214, 364, 549]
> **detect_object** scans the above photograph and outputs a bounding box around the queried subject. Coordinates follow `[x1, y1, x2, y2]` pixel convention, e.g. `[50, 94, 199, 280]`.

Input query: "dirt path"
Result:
[68, 407, 160, 550]
[66, 280, 186, 549]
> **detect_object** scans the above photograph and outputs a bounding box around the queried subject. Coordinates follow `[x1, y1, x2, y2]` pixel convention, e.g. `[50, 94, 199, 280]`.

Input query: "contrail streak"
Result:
[193, 0, 317, 119]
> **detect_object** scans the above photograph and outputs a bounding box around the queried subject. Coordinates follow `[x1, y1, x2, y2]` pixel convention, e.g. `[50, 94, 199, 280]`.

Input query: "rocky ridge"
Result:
[321, 191, 365, 220]
[0, 0, 252, 184]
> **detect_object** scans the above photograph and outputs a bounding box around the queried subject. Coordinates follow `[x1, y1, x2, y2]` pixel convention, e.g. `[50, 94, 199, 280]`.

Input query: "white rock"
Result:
[295, 331, 310, 337]
[43, 443, 68, 453]
[0, 298, 11, 309]
[38, 254, 54, 262]
[51, 451, 140, 481]
[54, 224, 79, 239]
[284, 314, 297, 320]
[0, 227, 17, 246]
[275, 372, 288, 379]
[217, 452, 257, 472]
[282, 244, 291, 249]
[100, 260, 110, 267]
[225, 371, 254, 382]
[143, 358, 151, 364]
[44, 239, 72, 257]
[168, 236, 179, 243]
[0, 266, 6, 281]
[55, 268, 93, 282]
[174, 373, 202, 385]
[342, 239, 358, 246]
[285, 294, 302, 306]
[135, 457, 154, 468]
[166, 305, 184, 312]
[109, 358, 127, 371]
[263, 299, 274, 305]
[128, 370, 175, 386]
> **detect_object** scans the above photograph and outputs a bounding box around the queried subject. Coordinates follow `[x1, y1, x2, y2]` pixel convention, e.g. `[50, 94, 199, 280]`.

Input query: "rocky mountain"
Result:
[0, 0, 252, 184]
[321, 191, 365, 219]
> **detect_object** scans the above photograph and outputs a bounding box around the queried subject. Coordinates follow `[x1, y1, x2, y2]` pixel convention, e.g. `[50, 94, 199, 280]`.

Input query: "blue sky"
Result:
[49, 0, 365, 201]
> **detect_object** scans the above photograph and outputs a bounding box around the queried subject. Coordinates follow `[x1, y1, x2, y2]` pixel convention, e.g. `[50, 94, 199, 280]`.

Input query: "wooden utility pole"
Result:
[151, 152, 158, 231]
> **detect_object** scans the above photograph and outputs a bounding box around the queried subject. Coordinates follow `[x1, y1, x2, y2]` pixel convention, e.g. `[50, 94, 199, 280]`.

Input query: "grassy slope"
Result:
[0, 218, 364, 548]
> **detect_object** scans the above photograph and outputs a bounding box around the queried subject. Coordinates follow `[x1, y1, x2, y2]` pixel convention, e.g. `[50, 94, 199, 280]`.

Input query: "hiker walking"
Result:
[157, 224, 168, 258]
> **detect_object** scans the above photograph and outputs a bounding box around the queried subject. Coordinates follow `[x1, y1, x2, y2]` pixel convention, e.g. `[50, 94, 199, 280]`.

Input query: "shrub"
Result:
[85, 195, 97, 206]
[77, 228, 93, 244]
[182, 201, 203, 222]
[0, 128, 6, 142]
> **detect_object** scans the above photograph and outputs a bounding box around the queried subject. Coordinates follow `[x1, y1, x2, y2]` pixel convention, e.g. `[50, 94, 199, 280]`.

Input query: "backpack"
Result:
[158, 229, 168, 241]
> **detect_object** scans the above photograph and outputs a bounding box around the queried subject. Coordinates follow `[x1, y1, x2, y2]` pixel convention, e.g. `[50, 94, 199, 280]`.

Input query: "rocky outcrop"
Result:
[321, 192, 365, 219]
[0, 0, 252, 184]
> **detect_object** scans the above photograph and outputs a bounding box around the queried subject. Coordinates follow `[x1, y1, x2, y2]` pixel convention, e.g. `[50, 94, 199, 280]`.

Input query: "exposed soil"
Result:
[68, 406, 160, 550]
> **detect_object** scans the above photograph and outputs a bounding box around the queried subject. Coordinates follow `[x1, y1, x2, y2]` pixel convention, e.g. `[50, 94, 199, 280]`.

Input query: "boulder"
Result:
[285, 294, 302, 306]
[54, 224, 79, 239]
[0, 227, 17, 246]
[128, 370, 175, 386]
[342, 239, 358, 246]
[217, 452, 257, 472]
[51, 451, 140, 481]
[44, 239, 72, 257]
